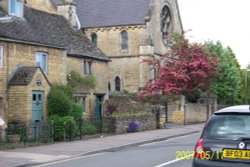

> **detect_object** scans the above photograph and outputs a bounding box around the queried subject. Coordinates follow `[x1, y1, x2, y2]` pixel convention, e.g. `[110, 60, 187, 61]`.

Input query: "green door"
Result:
[32, 91, 44, 123]
[95, 96, 102, 119]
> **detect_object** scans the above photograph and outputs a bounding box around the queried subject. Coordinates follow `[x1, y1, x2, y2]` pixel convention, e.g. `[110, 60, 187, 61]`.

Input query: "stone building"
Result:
[0, 0, 110, 128]
[72, 0, 184, 93]
[29, 0, 183, 93]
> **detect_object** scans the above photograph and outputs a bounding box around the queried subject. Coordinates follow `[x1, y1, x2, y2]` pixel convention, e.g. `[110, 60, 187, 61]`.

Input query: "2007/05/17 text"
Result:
[176, 151, 222, 160]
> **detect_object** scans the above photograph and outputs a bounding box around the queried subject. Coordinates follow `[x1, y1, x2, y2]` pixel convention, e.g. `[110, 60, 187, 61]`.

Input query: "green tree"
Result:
[47, 85, 73, 116]
[206, 41, 242, 104]
[241, 64, 250, 104]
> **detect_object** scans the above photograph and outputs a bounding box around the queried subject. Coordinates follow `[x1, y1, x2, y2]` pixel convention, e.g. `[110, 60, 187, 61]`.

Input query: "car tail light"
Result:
[194, 139, 205, 159]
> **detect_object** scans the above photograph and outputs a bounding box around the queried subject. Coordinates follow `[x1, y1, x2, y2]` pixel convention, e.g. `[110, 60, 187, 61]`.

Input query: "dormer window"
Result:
[9, 0, 24, 17]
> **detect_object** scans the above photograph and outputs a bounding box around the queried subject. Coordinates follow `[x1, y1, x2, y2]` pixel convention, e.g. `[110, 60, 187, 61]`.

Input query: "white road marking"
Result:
[153, 154, 193, 167]
[139, 133, 200, 147]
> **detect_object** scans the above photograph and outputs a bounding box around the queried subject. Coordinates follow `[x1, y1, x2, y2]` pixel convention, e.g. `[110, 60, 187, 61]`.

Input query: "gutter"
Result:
[0, 37, 66, 50]
[0, 16, 12, 22]
[67, 54, 111, 62]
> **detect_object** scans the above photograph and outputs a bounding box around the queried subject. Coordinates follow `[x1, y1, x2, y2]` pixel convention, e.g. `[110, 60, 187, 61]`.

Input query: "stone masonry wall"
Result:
[0, 41, 65, 124]
[8, 69, 50, 123]
[184, 103, 207, 124]
[85, 26, 145, 57]
[106, 113, 156, 134]
[7, 42, 66, 85]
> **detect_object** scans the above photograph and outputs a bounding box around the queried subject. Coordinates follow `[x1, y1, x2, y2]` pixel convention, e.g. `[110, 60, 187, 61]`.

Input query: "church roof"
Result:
[52, 0, 152, 28]
[0, 7, 109, 61]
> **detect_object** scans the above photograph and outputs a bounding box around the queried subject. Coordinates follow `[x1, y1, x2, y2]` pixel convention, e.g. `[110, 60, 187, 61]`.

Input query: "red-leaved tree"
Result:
[140, 34, 219, 98]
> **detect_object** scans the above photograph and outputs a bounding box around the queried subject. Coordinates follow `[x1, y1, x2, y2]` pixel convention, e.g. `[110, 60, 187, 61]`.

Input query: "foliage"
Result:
[241, 67, 250, 104]
[49, 115, 75, 141]
[67, 71, 96, 90]
[205, 41, 242, 104]
[111, 111, 152, 118]
[47, 85, 73, 116]
[105, 102, 117, 116]
[71, 103, 83, 121]
[82, 123, 98, 135]
[140, 33, 219, 98]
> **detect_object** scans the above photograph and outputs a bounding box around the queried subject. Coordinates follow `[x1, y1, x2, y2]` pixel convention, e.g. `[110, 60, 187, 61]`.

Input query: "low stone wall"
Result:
[184, 103, 207, 124]
[105, 113, 156, 134]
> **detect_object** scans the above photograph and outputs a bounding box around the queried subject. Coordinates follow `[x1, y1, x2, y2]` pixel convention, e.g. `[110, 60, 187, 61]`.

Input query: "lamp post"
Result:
[245, 69, 250, 104]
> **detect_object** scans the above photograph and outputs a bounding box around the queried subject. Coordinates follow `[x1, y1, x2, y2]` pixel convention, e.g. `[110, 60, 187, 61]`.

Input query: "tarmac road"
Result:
[37, 133, 200, 167]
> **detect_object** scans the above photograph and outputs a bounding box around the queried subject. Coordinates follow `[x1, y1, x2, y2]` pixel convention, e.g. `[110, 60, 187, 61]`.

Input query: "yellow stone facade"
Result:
[83, 0, 183, 93]
[26, 0, 57, 14]
[0, 40, 66, 123]
[8, 69, 50, 123]
[85, 26, 151, 93]
[67, 56, 109, 118]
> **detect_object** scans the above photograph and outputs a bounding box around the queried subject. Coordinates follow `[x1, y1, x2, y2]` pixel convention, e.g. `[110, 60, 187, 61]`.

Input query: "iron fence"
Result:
[4, 118, 106, 143]
[6, 121, 54, 144]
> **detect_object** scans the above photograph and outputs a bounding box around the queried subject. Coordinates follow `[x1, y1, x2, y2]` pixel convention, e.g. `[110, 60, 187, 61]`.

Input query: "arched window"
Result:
[121, 31, 128, 50]
[115, 77, 121, 91]
[108, 82, 111, 91]
[160, 5, 172, 45]
[91, 33, 97, 46]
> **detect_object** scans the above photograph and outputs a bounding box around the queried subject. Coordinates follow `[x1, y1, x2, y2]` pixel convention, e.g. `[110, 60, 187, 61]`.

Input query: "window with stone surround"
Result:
[9, 0, 24, 17]
[84, 60, 92, 75]
[115, 76, 121, 91]
[0, 46, 3, 69]
[91, 33, 98, 46]
[35, 52, 48, 74]
[121, 31, 128, 50]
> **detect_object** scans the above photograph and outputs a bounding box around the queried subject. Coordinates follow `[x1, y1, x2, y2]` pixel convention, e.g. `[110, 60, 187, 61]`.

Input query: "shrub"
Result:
[83, 123, 97, 135]
[48, 86, 72, 116]
[105, 102, 117, 116]
[49, 115, 75, 141]
[71, 103, 83, 121]
[67, 71, 96, 88]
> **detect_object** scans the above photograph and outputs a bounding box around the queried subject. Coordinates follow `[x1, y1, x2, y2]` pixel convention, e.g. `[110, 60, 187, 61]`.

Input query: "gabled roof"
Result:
[8, 66, 50, 86]
[0, 7, 109, 61]
[52, 0, 152, 28]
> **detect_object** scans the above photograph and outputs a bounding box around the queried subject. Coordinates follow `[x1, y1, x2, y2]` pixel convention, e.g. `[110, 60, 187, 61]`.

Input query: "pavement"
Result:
[0, 123, 204, 167]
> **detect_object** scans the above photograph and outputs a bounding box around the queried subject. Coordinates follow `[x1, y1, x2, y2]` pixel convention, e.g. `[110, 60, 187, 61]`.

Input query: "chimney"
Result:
[57, 0, 81, 29]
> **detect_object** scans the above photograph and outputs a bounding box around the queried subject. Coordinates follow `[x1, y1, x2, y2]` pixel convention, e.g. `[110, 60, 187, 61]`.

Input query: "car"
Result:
[192, 105, 250, 167]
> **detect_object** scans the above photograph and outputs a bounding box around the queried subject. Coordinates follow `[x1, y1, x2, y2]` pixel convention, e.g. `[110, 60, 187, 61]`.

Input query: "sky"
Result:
[178, 0, 250, 68]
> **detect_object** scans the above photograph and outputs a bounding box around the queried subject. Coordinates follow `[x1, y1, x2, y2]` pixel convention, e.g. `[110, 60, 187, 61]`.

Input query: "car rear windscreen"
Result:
[204, 114, 250, 140]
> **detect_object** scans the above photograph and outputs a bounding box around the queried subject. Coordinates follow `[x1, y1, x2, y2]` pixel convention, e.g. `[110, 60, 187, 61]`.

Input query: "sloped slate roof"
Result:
[0, 7, 109, 61]
[8, 66, 50, 86]
[52, 0, 151, 28]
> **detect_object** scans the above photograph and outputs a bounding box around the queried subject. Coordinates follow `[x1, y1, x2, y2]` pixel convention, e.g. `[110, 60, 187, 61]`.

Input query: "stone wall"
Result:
[0, 41, 65, 124]
[104, 95, 166, 133]
[184, 103, 208, 124]
[85, 26, 147, 93]
[66, 56, 109, 118]
[26, 0, 57, 14]
[85, 25, 145, 57]
[8, 69, 50, 123]
[7, 42, 66, 85]
[105, 113, 156, 134]
[165, 95, 216, 125]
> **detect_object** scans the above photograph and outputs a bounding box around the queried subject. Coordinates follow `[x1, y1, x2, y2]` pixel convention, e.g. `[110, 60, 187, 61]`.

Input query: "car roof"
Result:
[215, 105, 250, 115]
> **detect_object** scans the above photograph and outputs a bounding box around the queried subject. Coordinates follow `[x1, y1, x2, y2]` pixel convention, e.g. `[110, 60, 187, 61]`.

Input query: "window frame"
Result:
[84, 60, 92, 75]
[9, 0, 23, 17]
[0, 46, 3, 69]
[115, 76, 121, 92]
[35, 52, 48, 75]
[121, 31, 128, 51]
[91, 33, 98, 46]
